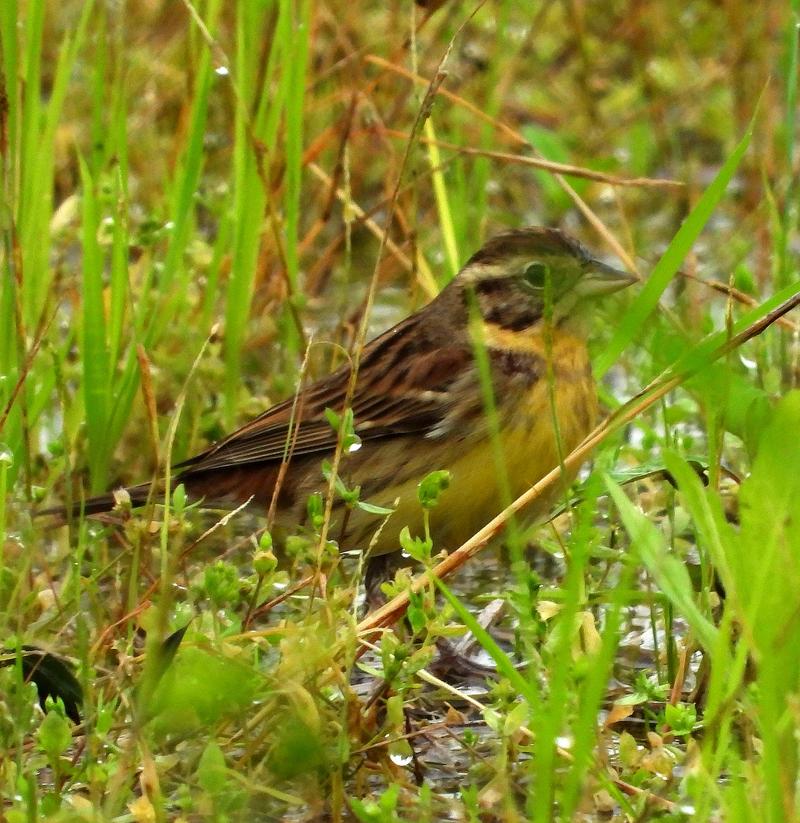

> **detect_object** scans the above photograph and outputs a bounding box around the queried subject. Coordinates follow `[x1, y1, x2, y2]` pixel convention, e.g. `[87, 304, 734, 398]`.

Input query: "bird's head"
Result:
[456, 227, 635, 331]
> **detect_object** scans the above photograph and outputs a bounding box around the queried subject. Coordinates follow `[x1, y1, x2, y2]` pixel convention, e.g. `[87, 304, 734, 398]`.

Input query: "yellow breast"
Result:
[346, 326, 597, 556]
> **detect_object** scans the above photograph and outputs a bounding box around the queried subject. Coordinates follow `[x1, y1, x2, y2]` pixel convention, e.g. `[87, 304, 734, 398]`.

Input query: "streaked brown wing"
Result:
[175, 311, 472, 476]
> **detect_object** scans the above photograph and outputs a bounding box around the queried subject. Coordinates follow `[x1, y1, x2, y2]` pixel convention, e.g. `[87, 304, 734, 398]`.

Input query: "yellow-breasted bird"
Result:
[59, 227, 634, 557]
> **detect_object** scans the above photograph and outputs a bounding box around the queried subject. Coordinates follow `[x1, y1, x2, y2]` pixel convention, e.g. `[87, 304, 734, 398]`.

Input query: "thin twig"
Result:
[374, 128, 684, 189]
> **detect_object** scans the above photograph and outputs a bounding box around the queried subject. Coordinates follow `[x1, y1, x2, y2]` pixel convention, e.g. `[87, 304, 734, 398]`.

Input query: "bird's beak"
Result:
[579, 258, 637, 296]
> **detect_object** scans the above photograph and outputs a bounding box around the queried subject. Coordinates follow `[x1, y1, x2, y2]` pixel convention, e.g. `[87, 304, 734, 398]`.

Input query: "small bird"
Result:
[62, 227, 634, 558]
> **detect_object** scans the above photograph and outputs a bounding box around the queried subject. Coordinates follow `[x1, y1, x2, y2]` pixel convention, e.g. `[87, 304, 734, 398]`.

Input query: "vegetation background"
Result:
[1, 0, 799, 820]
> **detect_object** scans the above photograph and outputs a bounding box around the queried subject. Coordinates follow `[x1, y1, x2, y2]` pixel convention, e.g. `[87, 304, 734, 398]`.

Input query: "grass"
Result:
[1, 1, 799, 820]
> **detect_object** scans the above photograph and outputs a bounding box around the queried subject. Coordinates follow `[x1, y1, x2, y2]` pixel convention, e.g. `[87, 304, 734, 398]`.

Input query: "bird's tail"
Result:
[37, 481, 160, 524]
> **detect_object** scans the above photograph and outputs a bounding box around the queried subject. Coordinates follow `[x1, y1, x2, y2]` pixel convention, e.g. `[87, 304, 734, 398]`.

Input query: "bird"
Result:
[55, 227, 634, 561]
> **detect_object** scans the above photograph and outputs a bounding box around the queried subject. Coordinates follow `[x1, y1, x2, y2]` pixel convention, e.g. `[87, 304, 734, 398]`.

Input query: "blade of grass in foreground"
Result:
[525, 487, 597, 823]
[151, 0, 221, 336]
[224, 1, 290, 426]
[559, 554, 638, 819]
[0, 0, 94, 484]
[424, 118, 460, 281]
[432, 576, 537, 705]
[663, 274, 800, 381]
[605, 475, 718, 652]
[282, 0, 310, 359]
[595, 116, 755, 378]
[77, 153, 111, 492]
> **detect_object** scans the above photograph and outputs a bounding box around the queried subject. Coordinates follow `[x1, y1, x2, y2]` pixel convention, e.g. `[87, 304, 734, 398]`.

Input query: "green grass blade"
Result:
[596, 118, 755, 377]
[605, 474, 718, 651]
[424, 118, 459, 280]
[282, 0, 310, 356]
[672, 276, 800, 381]
[661, 449, 733, 592]
[560, 551, 637, 819]
[433, 575, 538, 706]
[162, 2, 221, 291]
[223, 2, 271, 425]
[77, 154, 110, 491]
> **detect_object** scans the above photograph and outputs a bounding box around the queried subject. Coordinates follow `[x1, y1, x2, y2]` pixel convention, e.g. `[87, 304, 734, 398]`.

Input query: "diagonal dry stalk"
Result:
[355, 288, 800, 646]
[681, 271, 799, 333]
[372, 128, 684, 190]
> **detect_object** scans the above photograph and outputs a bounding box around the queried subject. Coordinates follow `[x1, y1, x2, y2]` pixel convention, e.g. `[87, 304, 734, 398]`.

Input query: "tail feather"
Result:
[37, 482, 160, 523]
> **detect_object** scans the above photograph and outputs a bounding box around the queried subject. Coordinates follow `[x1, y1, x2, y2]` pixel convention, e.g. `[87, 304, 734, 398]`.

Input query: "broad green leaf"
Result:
[737, 391, 800, 655]
[149, 647, 259, 737]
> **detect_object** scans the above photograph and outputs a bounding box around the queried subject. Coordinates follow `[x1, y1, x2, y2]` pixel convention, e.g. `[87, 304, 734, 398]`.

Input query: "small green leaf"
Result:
[406, 589, 427, 634]
[324, 407, 340, 430]
[321, 460, 359, 502]
[172, 482, 187, 514]
[664, 702, 697, 736]
[483, 707, 503, 733]
[356, 500, 395, 516]
[350, 785, 401, 823]
[503, 700, 530, 736]
[417, 470, 451, 510]
[398, 526, 432, 562]
[38, 709, 72, 762]
[203, 561, 241, 608]
[253, 549, 277, 576]
[618, 731, 640, 768]
[306, 492, 324, 528]
[197, 740, 228, 794]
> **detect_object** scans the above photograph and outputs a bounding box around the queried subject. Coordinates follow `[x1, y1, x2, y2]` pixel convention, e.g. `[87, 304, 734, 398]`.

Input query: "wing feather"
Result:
[176, 311, 471, 477]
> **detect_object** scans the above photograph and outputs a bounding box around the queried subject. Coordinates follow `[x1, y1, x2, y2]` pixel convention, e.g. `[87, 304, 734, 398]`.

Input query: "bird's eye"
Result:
[523, 262, 549, 289]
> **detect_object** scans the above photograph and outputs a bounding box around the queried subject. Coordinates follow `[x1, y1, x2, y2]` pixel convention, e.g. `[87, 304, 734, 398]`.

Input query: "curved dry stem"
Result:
[355, 287, 800, 646]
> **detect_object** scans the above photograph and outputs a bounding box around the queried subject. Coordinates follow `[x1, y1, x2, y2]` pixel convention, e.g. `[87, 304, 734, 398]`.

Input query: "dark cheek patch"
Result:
[473, 278, 543, 331]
